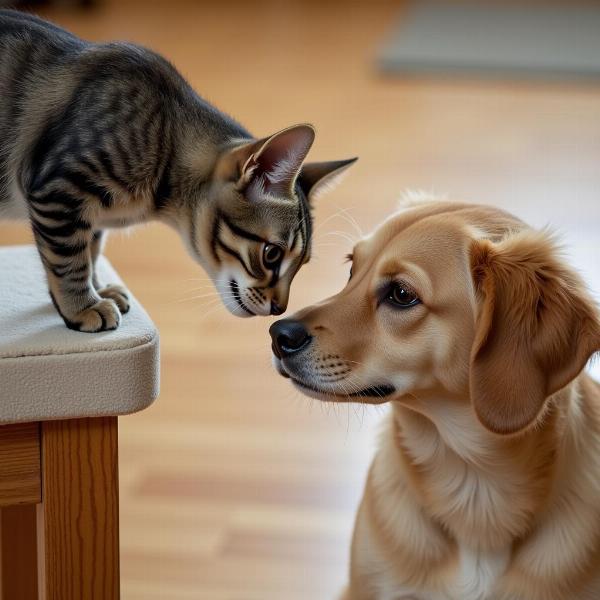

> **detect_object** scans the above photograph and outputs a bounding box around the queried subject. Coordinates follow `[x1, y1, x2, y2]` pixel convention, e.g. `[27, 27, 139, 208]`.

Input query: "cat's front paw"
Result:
[68, 298, 122, 333]
[98, 284, 130, 314]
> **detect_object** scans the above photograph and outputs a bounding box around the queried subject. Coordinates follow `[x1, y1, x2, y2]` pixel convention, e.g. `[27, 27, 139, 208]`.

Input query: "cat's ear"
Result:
[221, 124, 315, 195]
[298, 158, 358, 203]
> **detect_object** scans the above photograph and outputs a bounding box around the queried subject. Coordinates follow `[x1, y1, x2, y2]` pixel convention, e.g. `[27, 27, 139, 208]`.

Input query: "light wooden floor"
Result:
[1, 1, 600, 598]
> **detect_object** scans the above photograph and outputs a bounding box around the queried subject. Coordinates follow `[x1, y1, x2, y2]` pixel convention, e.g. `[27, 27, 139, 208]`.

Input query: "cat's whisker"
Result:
[179, 283, 218, 290]
[177, 290, 228, 300]
[312, 207, 351, 235]
[321, 230, 357, 245]
[170, 291, 239, 305]
[333, 205, 364, 239]
[183, 277, 214, 283]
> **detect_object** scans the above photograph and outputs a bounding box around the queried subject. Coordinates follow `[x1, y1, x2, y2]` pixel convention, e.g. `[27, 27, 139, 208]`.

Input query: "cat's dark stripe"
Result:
[154, 152, 172, 211]
[298, 195, 311, 263]
[32, 217, 90, 239]
[124, 93, 148, 158]
[29, 204, 73, 221]
[268, 269, 279, 288]
[216, 237, 260, 279]
[113, 137, 134, 182]
[49, 291, 81, 331]
[150, 109, 167, 181]
[28, 127, 68, 191]
[248, 252, 264, 280]
[96, 149, 129, 189]
[30, 189, 81, 208]
[61, 169, 113, 207]
[222, 214, 265, 243]
[51, 262, 89, 278]
[36, 166, 113, 207]
[142, 103, 162, 154]
[79, 156, 101, 176]
[33, 227, 88, 256]
[210, 212, 221, 263]
[65, 281, 91, 294]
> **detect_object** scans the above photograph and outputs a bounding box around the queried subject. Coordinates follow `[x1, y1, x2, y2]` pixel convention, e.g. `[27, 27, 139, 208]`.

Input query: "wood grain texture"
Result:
[0, 423, 41, 507]
[39, 418, 119, 600]
[0, 1, 598, 598]
[0, 505, 38, 600]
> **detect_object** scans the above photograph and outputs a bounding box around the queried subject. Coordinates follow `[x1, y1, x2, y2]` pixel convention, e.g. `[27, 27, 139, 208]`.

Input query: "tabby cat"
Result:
[0, 10, 356, 331]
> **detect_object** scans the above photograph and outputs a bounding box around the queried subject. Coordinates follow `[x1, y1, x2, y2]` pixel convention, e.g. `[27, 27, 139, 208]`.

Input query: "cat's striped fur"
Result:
[0, 10, 356, 331]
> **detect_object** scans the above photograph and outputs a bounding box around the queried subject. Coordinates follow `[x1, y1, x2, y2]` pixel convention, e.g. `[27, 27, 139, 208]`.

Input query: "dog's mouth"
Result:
[293, 377, 396, 399]
[274, 357, 395, 402]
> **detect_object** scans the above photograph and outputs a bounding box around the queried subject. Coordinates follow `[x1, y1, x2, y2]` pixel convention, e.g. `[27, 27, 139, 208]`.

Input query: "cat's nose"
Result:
[269, 319, 311, 358]
[270, 300, 286, 316]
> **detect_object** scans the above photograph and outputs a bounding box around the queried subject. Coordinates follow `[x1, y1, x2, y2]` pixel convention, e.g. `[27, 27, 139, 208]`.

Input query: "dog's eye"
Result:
[388, 283, 420, 308]
[348, 265, 353, 281]
[263, 243, 283, 268]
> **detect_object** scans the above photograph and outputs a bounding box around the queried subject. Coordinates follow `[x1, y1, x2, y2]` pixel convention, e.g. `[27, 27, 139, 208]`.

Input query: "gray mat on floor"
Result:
[378, 1, 600, 80]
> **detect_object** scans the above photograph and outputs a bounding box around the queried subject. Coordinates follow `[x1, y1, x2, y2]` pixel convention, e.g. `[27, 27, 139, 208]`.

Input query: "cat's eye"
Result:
[263, 243, 283, 268]
[387, 283, 420, 308]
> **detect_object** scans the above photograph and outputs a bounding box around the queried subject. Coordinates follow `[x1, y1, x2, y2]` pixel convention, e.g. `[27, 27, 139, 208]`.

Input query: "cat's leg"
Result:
[29, 204, 121, 332]
[90, 230, 130, 314]
[90, 230, 106, 291]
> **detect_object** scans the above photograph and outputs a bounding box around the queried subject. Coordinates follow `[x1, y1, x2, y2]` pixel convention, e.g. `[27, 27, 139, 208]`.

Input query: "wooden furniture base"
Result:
[0, 418, 119, 600]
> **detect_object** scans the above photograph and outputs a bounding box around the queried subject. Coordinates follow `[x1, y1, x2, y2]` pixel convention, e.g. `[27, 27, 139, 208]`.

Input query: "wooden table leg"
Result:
[0, 504, 39, 600]
[38, 417, 120, 600]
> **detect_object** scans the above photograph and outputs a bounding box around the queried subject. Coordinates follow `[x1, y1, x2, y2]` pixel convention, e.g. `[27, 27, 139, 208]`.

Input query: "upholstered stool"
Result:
[0, 245, 159, 600]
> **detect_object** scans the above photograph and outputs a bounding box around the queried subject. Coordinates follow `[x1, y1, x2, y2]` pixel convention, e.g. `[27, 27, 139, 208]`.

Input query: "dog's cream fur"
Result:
[272, 198, 600, 600]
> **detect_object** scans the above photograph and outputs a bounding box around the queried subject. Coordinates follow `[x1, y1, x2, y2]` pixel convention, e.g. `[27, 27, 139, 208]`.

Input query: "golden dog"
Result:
[270, 197, 600, 600]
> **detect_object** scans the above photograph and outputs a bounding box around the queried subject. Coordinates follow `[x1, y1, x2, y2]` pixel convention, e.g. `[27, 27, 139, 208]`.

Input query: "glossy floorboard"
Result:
[1, 1, 599, 598]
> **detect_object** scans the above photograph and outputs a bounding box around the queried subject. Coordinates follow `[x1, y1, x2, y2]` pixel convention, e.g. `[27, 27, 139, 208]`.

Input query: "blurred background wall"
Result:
[1, 1, 599, 598]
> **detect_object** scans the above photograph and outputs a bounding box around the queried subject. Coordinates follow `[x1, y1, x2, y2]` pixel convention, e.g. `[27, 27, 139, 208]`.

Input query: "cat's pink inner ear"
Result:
[247, 124, 315, 196]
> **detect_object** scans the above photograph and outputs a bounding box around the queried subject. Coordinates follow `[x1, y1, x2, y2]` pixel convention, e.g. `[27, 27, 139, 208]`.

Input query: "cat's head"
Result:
[192, 124, 356, 317]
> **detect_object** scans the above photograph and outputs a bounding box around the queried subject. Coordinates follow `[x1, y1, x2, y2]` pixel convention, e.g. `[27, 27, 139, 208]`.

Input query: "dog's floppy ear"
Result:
[469, 230, 600, 435]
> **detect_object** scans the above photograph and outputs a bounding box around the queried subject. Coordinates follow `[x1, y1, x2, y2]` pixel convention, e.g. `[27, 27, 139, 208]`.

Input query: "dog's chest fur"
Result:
[371, 408, 517, 600]
[445, 546, 509, 600]
[361, 391, 600, 600]
[396, 401, 547, 549]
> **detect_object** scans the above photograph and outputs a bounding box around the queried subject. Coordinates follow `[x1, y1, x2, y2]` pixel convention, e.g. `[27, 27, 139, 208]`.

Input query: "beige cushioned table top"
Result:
[0, 245, 159, 424]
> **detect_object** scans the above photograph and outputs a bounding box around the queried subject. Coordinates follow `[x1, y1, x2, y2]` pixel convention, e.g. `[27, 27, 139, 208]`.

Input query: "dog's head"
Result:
[270, 198, 600, 435]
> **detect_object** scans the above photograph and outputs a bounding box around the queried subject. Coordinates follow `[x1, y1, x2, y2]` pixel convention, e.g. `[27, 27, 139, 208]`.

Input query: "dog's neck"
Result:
[388, 380, 594, 551]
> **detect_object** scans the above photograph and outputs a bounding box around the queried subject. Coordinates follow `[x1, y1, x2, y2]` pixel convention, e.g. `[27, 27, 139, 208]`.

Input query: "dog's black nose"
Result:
[270, 300, 285, 316]
[269, 319, 311, 357]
